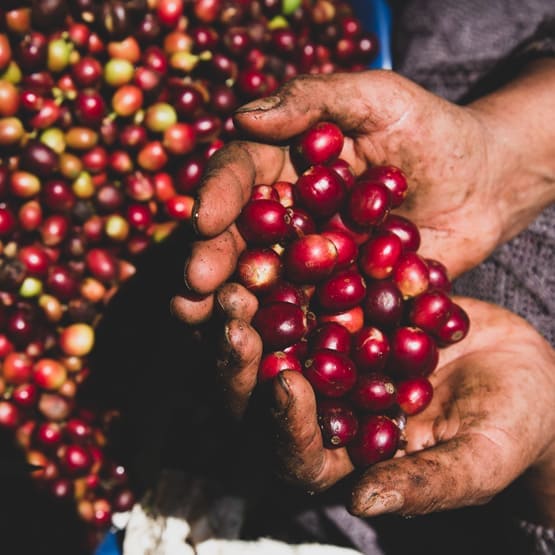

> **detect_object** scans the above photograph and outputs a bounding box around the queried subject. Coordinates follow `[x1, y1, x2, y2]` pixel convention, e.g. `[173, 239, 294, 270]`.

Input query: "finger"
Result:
[271, 370, 354, 492]
[169, 289, 214, 326]
[234, 73, 367, 140]
[215, 282, 259, 323]
[348, 432, 511, 518]
[216, 317, 263, 419]
[185, 225, 246, 295]
[194, 141, 294, 238]
[233, 71, 406, 142]
[169, 272, 257, 328]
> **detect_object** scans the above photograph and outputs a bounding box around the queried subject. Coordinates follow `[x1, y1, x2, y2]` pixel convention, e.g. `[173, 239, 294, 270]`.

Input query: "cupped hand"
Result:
[207, 290, 555, 526]
[171, 69, 508, 326]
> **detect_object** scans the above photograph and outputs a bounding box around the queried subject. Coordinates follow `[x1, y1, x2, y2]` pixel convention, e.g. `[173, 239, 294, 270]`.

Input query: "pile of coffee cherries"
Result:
[234, 121, 469, 467]
[0, 0, 381, 548]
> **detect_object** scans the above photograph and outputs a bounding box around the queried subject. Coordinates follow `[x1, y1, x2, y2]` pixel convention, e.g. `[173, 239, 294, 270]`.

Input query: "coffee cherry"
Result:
[328, 158, 355, 190]
[408, 289, 453, 335]
[286, 206, 317, 239]
[351, 326, 390, 373]
[426, 258, 452, 292]
[320, 229, 358, 269]
[61, 444, 93, 477]
[64, 418, 93, 443]
[350, 372, 397, 413]
[303, 348, 357, 398]
[12, 383, 39, 409]
[263, 281, 307, 307]
[436, 303, 470, 345]
[319, 305, 365, 334]
[315, 267, 366, 313]
[237, 199, 290, 246]
[33, 358, 67, 391]
[113, 488, 135, 512]
[307, 321, 351, 354]
[396, 376, 433, 415]
[379, 214, 421, 252]
[348, 414, 400, 467]
[258, 351, 303, 382]
[295, 164, 346, 219]
[359, 165, 408, 208]
[283, 234, 338, 283]
[344, 180, 391, 228]
[392, 252, 429, 299]
[236, 248, 283, 295]
[59, 323, 95, 356]
[362, 279, 403, 330]
[359, 232, 403, 280]
[293, 121, 344, 168]
[0, 400, 21, 429]
[317, 398, 358, 448]
[50, 478, 75, 502]
[2, 352, 34, 384]
[389, 326, 439, 378]
[35, 421, 63, 450]
[252, 301, 308, 351]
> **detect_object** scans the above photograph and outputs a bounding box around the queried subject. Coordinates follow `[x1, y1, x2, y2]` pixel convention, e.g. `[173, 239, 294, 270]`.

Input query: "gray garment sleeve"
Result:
[391, 0, 555, 103]
[452, 17, 555, 348]
[390, 1, 555, 347]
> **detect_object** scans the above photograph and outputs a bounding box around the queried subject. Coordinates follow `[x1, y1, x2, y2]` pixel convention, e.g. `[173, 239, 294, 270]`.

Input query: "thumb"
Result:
[233, 70, 409, 142]
[348, 433, 511, 518]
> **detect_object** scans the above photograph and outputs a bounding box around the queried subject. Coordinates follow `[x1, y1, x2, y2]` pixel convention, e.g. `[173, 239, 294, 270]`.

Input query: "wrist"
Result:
[465, 58, 555, 247]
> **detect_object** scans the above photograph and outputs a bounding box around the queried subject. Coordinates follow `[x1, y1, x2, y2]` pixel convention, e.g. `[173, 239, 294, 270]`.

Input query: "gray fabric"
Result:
[391, 0, 555, 346]
[321, 506, 383, 554]
[518, 519, 555, 555]
[391, 0, 554, 102]
[454, 209, 555, 346]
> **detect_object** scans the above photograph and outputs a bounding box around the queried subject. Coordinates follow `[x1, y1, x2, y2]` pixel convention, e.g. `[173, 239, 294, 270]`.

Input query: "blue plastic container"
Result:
[350, 0, 392, 69]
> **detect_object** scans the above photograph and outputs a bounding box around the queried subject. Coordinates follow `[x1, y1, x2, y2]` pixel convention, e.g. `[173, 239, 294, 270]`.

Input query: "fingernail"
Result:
[222, 322, 233, 350]
[216, 324, 234, 375]
[362, 491, 404, 516]
[169, 296, 179, 319]
[182, 259, 191, 291]
[273, 372, 291, 413]
[235, 95, 281, 113]
[191, 198, 200, 236]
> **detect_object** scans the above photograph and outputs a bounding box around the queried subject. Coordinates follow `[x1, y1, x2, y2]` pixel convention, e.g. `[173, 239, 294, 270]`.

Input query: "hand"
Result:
[172, 68, 492, 324]
[171, 61, 555, 326]
[169, 63, 555, 523]
[208, 290, 555, 526]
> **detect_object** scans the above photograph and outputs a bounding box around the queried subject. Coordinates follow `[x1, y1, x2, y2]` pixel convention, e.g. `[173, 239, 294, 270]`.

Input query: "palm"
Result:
[269, 297, 555, 519]
[399, 343, 548, 510]
[249, 297, 555, 521]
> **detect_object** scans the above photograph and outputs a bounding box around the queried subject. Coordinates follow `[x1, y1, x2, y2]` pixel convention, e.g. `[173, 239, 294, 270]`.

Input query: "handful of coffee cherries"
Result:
[233, 121, 470, 467]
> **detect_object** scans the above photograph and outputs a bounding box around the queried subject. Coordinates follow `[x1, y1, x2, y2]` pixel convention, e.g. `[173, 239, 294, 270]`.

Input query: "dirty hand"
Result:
[171, 60, 555, 326]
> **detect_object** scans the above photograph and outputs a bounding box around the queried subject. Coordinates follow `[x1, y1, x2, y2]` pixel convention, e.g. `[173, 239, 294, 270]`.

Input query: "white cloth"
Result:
[122, 469, 362, 555]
